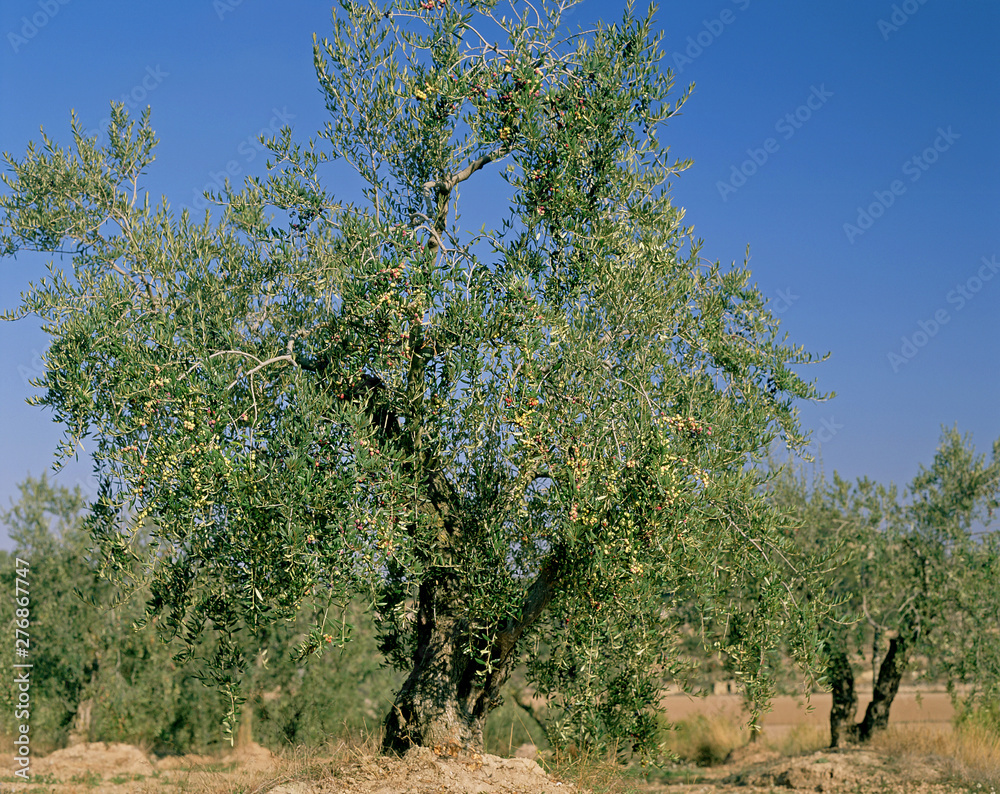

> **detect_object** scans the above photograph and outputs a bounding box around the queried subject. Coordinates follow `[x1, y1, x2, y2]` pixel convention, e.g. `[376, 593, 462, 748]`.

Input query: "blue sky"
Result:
[1, 1, 997, 548]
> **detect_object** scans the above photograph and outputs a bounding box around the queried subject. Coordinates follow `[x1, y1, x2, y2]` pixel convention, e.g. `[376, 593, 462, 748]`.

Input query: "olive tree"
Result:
[0, 474, 233, 750]
[2, 0, 827, 754]
[772, 427, 1000, 746]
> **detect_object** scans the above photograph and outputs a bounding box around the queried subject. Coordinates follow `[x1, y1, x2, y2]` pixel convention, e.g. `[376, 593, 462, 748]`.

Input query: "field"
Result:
[662, 684, 956, 747]
[2, 687, 997, 793]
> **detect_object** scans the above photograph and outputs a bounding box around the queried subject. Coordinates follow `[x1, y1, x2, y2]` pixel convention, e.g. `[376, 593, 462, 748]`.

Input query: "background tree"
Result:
[1, 0, 828, 755]
[771, 427, 1000, 746]
[0, 474, 400, 752]
[0, 474, 229, 750]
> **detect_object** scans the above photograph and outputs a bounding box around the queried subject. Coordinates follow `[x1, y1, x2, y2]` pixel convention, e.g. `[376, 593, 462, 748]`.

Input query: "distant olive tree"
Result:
[2, 0, 829, 754]
[771, 427, 1000, 746]
[0, 474, 225, 750]
[0, 474, 400, 751]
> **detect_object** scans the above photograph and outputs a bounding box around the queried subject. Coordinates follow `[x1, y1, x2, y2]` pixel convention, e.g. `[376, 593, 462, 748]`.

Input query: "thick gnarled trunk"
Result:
[856, 633, 909, 741]
[382, 556, 562, 755]
[381, 578, 515, 754]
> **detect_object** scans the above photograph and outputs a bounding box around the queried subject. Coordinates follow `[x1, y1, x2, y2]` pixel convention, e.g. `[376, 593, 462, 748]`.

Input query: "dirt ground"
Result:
[640, 744, 974, 794]
[0, 738, 978, 794]
[0, 737, 982, 794]
[0, 689, 978, 793]
[0, 741, 574, 793]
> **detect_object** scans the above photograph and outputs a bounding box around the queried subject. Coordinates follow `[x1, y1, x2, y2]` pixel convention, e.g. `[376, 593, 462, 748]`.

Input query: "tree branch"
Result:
[420, 149, 504, 204]
[420, 148, 507, 254]
[495, 552, 563, 656]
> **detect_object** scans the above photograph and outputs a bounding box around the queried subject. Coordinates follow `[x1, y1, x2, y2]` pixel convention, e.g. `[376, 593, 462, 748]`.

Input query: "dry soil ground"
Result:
[0, 738, 982, 794]
[0, 740, 575, 793]
[1, 688, 990, 793]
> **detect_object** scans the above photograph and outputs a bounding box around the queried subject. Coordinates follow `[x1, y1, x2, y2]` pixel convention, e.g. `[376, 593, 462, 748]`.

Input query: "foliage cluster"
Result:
[4, 0, 997, 761]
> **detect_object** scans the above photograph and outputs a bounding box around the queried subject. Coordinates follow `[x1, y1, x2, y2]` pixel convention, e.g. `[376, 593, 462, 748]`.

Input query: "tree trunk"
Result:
[382, 556, 562, 755]
[381, 578, 515, 754]
[826, 646, 857, 748]
[856, 633, 909, 741]
[68, 698, 94, 746]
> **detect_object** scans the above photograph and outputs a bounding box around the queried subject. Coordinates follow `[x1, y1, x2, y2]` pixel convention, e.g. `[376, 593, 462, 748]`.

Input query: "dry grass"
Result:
[655, 707, 1000, 791]
[153, 734, 379, 794]
[5, 710, 997, 793]
[0, 735, 382, 794]
[762, 723, 829, 756]
[147, 745, 331, 794]
[548, 715, 1000, 793]
[660, 713, 747, 765]
[541, 744, 645, 794]
[659, 712, 828, 767]
[869, 722, 1000, 792]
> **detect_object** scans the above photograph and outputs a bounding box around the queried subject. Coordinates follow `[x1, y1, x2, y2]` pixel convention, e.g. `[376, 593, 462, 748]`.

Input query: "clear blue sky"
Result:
[1, 1, 998, 548]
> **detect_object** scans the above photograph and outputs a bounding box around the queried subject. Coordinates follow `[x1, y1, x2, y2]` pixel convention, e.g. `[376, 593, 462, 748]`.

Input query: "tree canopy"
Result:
[2, 0, 829, 754]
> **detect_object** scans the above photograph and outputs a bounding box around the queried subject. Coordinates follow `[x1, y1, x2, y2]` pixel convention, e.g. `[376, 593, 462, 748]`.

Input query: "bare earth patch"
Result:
[643, 746, 971, 794]
[1, 741, 574, 794]
[1, 741, 280, 793]
[34, 741, 156, 777]
[291, 745, 574, 793]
